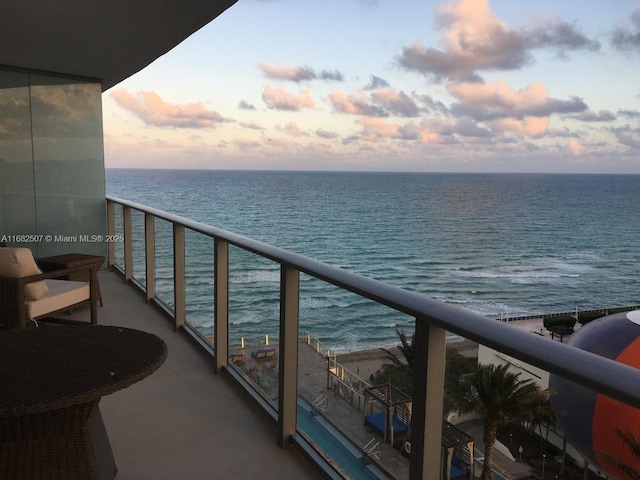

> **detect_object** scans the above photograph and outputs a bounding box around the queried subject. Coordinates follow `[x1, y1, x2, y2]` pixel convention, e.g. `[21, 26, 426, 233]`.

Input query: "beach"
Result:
[335, 337, 480, 379]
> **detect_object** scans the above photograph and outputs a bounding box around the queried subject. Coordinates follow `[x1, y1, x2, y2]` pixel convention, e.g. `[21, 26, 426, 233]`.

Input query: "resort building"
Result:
[1, 2, 639, 480]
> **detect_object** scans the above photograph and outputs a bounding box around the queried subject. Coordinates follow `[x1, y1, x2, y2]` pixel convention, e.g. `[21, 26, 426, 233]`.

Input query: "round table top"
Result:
[0, 325, 167, 416]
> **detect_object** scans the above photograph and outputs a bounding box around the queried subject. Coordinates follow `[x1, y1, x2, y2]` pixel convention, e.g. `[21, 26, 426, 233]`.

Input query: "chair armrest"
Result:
[16, 264, 98, 284]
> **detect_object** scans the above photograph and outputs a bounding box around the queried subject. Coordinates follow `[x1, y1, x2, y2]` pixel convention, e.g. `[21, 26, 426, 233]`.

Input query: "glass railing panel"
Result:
[184, 229, 214, 340]
[130, 209, 146, 285]
[227, 245, 280, 405]
[297, 275, 413, 480]
[154, 218, 175, 310]
[113, 203, 124, 269]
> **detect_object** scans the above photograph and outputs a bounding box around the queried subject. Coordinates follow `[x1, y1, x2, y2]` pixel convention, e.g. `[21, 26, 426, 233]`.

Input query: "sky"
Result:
[102, 0, 640, 173]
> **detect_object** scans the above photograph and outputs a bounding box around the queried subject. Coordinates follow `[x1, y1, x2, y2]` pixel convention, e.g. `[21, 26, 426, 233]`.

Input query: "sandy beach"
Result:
[335, 338, 480, 379]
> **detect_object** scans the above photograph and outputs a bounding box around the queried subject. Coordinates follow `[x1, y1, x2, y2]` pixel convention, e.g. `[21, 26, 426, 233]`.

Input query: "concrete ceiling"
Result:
[0, 0, 237, 91]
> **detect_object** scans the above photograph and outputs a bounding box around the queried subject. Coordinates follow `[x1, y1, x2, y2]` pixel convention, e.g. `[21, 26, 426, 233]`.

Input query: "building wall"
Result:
[0, 68, 107, 259]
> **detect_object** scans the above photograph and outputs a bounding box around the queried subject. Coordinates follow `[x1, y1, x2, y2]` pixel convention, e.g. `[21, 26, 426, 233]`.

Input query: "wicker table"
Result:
[0, 325, 167, 480]
[38, 253, 106, 306]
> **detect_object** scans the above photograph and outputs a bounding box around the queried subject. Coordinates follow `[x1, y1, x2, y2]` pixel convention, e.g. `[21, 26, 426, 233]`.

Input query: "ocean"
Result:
[105, 169, 640, 352]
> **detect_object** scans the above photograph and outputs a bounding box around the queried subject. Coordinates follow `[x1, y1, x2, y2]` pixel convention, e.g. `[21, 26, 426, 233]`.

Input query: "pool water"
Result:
[297, 398, 392, 480]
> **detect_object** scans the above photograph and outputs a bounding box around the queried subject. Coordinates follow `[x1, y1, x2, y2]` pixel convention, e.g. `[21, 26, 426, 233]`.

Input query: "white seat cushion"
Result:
[25, 279, 90, 320]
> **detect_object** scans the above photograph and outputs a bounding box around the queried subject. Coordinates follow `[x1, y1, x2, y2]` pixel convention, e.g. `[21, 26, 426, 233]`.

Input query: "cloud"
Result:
[342, 135, 360, 145]
[413, 93, 450, 115]
[619, 109, 640, 118]
[239, 121, 264, 130]
[328, 90, 388, 117]
[397, 0, 599, 82]
[364, 75, 391, 90]
[611, 9, 640, 53]
[570, 110, 616, 122]
[261, 84, 315, 111]
[276, 121, 309, 137]
[235, 139, 262, 150]
[613, 125, 640, 149]
[357, 117, 441, 144]
[370, 89, 420, 117]
[489, 117, 551, 137]
[568, 138, 585, 155]
[453, 116, 493, 137]
[259, 62, 344, 82]
[328, 88, 421, 118]
[448, 80, 587, 121]
[238, 100, 256, 110]
[111, 89, 225, 128]
[315, 129, 340, 139]
[527, 18, 600, 55]
[319, 70, 345, 81]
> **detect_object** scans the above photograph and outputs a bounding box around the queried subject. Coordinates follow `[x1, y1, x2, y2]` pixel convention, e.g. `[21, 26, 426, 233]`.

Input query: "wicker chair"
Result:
[0, 248, 98, 329]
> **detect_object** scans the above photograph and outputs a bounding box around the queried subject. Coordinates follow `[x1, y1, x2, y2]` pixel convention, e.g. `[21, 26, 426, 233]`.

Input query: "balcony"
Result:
[101, 195, 640, 480]
[90, 271, 325, 480]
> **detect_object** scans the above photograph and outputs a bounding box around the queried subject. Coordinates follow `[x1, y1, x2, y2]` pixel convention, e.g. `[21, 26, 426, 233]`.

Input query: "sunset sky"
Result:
[102, 0, 640, 173]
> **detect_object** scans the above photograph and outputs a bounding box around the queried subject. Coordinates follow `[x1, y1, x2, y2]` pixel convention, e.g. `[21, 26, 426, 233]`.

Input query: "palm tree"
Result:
[600, 427, 640, 479]
[375, 329, 476, 400]
[449, 363, 546, 480]
[375, 329, 414, 394]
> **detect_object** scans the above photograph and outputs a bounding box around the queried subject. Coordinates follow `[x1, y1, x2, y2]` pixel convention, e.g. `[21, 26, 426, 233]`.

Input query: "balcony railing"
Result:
[106, 195, 640, 480]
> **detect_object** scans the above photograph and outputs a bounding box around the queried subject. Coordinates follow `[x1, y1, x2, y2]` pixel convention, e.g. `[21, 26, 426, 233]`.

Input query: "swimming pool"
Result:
[296, 397, 392, 480]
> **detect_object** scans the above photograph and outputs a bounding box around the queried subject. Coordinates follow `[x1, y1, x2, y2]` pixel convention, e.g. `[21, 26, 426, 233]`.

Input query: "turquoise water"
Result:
[106, 170, 640, 351]
[296, 398, 391, 480]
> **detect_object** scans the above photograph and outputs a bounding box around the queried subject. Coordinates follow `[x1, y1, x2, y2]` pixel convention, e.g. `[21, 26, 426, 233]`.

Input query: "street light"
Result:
[542, 453, 546, 479]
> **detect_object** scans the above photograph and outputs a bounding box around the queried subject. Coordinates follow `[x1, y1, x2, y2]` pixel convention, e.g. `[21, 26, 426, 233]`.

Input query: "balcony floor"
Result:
[84, 271, 325, 480]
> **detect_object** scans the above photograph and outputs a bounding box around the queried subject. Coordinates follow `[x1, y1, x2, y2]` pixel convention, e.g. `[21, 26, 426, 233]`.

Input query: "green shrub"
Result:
[543, 315, 576, 329]
[578, 311, 606, 325]
[608, 306, 636, 314]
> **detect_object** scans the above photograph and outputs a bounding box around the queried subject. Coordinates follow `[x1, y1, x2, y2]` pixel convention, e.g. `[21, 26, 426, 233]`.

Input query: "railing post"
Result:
[145, 213, 155, 302]
[123, 206, 133, 282]
[173, 224, 185, 330]
[106, 200, 115, 268]
[214, 239, 229, 373]
[410, 317, 447, 480]
[278, 265, 299, 447]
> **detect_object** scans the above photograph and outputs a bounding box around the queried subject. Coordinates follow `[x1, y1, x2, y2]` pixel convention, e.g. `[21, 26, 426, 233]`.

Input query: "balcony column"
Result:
[123, 206, 133, 282]
[214, 239, 229, 373]
[278, 265, 299, 447]
[144, 213, 155, 302]
[173, 224, 185, 330]
[410, 317, 446, 480]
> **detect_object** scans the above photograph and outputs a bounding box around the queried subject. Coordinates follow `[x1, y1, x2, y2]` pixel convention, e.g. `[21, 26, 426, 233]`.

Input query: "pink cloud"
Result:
[260, 63, 315, 82]
[357, 118, 441, 144]
[370, 89, 420, 117]
[259, 62, 344, 82]
[489, 117, 550, 137]
[262, 84, 315, 111]
[276, 121, 309, 137]
[329, 88, 421, 118]
[329, 90, 386, 117]
[568, 138, 585, 155]
[398, 0, 598, 82]
[449, 80, 585, 122]
[110, 89, 225, 128]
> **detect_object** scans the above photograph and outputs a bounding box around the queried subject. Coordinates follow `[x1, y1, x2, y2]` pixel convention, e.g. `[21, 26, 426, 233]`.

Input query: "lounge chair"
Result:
[0, 248, 98, 329]
[251, 348, 276, 360]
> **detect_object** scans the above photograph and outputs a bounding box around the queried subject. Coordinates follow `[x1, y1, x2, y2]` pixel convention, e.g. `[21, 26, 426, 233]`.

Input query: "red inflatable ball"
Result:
[550, 310, 640, 479]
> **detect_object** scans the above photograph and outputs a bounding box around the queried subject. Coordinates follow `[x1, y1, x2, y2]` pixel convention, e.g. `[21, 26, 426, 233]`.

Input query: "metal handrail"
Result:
[106, 194, 640, 409]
